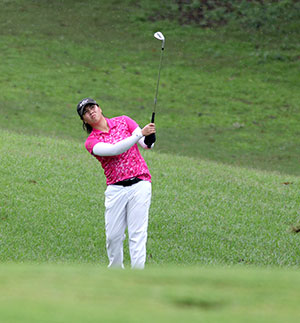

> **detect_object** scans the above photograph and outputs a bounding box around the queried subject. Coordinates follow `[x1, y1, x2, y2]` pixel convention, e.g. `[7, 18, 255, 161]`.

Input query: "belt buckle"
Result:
[124, 177, 136, 186]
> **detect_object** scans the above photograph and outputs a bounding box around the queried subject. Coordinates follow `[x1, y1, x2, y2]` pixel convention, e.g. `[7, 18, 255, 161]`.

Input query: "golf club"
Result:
[144, 31, 165, 148]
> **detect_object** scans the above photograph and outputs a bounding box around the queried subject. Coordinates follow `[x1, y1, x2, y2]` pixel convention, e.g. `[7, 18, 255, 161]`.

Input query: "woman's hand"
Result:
[141, 123, 156, 137]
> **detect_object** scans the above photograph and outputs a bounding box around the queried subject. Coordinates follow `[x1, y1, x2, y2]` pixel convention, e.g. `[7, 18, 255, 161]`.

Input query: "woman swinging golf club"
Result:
[77, 98, 156, 269]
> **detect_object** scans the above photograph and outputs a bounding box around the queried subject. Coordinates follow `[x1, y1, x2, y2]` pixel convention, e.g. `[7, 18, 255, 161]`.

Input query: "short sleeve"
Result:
[123, 116, 139, 133]
[85, 135, 100, 155]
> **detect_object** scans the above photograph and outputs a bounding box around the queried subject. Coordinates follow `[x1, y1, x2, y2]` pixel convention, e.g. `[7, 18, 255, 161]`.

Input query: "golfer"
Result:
[77, 98, 156, 269]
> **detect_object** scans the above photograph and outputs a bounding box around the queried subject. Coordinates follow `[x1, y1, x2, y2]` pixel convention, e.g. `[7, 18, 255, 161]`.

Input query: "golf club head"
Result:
[154, 31, 165, 49]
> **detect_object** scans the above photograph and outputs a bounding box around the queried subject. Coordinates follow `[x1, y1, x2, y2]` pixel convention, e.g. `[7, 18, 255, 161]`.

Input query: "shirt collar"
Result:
[106, 117, 116, 129]
[91, 117, 116, 134]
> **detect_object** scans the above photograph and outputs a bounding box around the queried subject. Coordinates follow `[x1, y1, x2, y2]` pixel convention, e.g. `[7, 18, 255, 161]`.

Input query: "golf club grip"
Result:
[144, 112, 156, 148]
[150, 112, 156, 146]
[151, 112, 155, 123]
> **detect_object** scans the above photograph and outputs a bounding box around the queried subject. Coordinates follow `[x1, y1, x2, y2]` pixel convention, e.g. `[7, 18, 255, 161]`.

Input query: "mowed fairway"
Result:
[1, 264, 300, 323]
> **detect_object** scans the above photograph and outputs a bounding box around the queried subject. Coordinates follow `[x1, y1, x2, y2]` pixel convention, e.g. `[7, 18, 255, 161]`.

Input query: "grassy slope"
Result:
[1, 128, 300, 266]
[0, 0, 300, 174]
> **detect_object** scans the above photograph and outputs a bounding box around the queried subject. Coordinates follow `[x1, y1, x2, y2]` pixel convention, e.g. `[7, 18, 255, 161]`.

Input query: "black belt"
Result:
[113, 177, 142, 187]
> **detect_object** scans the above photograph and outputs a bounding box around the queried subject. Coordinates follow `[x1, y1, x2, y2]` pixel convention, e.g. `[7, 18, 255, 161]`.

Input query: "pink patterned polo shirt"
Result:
[85, 116, 151, 185]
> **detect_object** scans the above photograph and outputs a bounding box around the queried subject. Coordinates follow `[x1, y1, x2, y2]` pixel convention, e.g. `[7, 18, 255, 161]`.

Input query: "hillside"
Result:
[0, 0, 300, 175]
[1, 128, 300, 266]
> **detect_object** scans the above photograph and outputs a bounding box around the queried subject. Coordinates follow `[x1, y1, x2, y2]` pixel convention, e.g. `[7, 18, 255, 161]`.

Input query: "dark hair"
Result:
[82, 122, 93, 134]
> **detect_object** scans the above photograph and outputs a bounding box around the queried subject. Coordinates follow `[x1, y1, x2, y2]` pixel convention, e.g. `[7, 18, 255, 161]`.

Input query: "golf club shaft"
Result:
[152, 46, 164, 122]
[144, 32, 165, 148]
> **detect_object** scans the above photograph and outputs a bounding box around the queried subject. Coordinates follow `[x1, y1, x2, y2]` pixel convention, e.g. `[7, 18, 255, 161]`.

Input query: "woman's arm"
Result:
[93, 127, 143, 156]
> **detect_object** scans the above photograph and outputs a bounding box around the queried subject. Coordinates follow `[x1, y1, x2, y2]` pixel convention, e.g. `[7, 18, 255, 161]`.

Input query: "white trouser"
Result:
[104, 180, 151, 269]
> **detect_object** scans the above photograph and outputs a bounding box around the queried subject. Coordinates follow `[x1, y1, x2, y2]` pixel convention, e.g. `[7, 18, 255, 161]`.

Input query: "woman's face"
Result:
[82, 104, 102, 126]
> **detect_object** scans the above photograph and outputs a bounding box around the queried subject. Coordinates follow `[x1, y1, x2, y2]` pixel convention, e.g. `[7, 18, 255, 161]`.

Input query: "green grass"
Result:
[2, 128, 300, 266]
[1, 0, 300, 320]
[0, 0, 300, 174]
[1, 264, 300, 323]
